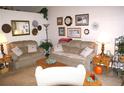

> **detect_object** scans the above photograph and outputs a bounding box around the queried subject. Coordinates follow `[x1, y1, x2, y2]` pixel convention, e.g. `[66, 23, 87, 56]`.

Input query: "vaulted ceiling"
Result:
[0, 6, 45, 13]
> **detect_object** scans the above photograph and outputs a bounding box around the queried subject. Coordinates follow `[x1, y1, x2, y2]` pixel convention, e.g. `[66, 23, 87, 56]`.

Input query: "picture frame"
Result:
[64, 16, 72, 26]
[11, 20, 30, 36]
[57, 17, 63, 25]
[67, 28, 81, 38]
[58, 27, 65, 36]
[75, 14, 89, 26]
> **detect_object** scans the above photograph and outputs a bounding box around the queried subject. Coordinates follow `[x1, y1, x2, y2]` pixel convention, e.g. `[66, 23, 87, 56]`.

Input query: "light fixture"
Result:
[96, 31, 110, 56]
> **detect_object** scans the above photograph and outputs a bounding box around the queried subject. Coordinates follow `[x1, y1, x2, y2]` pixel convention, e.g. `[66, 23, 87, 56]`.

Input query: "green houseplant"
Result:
[118, 42, 124, 54]
[39, 41, 53, 57]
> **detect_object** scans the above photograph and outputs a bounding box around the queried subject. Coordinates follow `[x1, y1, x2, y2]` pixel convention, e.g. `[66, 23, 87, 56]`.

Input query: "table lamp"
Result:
[0, 33, 7, 56]
[96, 32, 110, 56]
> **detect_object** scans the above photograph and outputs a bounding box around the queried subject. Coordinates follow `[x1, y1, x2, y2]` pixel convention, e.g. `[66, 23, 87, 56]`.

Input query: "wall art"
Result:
[58, 27, 65, 36]
[57, 17, 63, 25]
[2, 24, 11, 33]
[67, 28, 81, 38]
[64, 16, 72, 26]
[11, 20, 30, 36]
[75, 14, 89, 26]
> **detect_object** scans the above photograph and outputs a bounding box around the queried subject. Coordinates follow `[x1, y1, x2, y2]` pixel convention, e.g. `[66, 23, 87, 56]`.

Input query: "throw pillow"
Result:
[80, 47, 94, 57]
[11, 46, 23, 56]
[28, 45, 37, 53]
[54, 44, 63, 52]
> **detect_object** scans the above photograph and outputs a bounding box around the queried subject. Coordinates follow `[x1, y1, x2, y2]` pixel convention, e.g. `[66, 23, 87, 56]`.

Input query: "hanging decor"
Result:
[64, 16, 72, 26]
[2, 24, 11, 33]
[32, 28, 38, 36]
[32, 20, 39, 27]
[84, 29, 89, 35]
[39, 7, 48, 20]
[91, 22, 99, 30]
[37, 25, 42, 31]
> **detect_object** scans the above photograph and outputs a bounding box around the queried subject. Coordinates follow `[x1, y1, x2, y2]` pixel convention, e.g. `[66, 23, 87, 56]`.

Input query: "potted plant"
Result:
[118, 42, 124, 54]
[39, 41, 53, 57]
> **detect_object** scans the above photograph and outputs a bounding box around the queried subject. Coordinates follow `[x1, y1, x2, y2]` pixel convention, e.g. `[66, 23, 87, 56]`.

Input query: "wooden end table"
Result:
[83, 71, 102, 86]
[92, 54, 111, 73]
[0, 55, 12, 74]
[36, 58, 66, 69]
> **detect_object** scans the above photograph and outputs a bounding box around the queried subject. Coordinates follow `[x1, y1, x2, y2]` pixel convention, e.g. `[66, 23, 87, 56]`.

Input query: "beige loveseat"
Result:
[7, 40, 44, 70]
[51, 40, 97, 71]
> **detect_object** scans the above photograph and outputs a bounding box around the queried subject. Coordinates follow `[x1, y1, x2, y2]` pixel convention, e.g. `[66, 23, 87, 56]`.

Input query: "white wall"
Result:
[0, 9, 48, 45]
[48, 6, 124, 54]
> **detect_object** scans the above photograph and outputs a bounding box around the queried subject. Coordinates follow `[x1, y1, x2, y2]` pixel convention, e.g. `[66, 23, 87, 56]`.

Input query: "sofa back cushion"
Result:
[69, 40, 82, 48]
[62, 45, 81, 54]
[7, 40, 38, 55]
[28, 44, 37, 53]
[61, 40, 97, 55]
[80, 41, 96, 49]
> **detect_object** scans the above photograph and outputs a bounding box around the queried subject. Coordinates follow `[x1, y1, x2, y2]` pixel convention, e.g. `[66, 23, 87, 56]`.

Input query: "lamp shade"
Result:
[0, 33, 7, 43]
[96, 32, 110, 44]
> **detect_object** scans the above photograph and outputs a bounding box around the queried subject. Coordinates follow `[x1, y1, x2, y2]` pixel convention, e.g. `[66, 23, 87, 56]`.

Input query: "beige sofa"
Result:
[51, 40, 97, 71]
[7, 40, 44, 70]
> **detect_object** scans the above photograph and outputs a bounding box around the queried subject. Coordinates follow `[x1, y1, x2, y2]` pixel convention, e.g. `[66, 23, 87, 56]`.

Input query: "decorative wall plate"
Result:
[92, 22, 99, 30]
[32, 20, 38, 27]
[84, 29, 89, 35]
[2, 24, 11, 33]
[32, 28, 38, 35]
[37, 25, 42, 31]
[64, 16, 72, 26]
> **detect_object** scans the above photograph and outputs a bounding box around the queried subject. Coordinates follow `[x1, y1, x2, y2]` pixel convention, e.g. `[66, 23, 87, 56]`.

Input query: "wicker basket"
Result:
[119, 56, 124, 62]
[0, 67, 9, 74]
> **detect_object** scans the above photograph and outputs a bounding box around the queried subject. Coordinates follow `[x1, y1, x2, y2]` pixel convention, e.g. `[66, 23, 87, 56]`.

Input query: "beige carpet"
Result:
[0, 65, 37, 86]
[0, 65, 122, 86]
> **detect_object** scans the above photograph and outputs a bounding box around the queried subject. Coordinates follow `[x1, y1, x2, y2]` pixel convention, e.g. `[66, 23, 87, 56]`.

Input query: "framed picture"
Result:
[64, 16, 72, 26]
[11, 20, 30, 36]
[58, 27, 65, 36]
[57, 17, 63, 25]
[75, 14, 89, 26]
[67, 28, 81, 38]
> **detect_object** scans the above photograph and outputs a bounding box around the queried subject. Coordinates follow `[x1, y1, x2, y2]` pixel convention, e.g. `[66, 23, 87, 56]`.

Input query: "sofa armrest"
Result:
[37, 48, 44, 52]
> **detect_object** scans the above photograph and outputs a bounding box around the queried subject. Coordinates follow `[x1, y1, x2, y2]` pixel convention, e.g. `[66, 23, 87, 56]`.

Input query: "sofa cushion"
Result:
[54, 44, 63, 52]
[62, 45, 81, 54]
[52, 51, 85, 60]
[11, 46, 23, 56]
[28, 44, 37, 53]
[68, 40, 82, 48]
[80, 47, 94, 57]
[80, 42, 96, 49]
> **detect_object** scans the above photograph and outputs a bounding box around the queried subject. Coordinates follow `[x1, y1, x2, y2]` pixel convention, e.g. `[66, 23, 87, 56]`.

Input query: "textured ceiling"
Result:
[0, 6, 45, 13]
